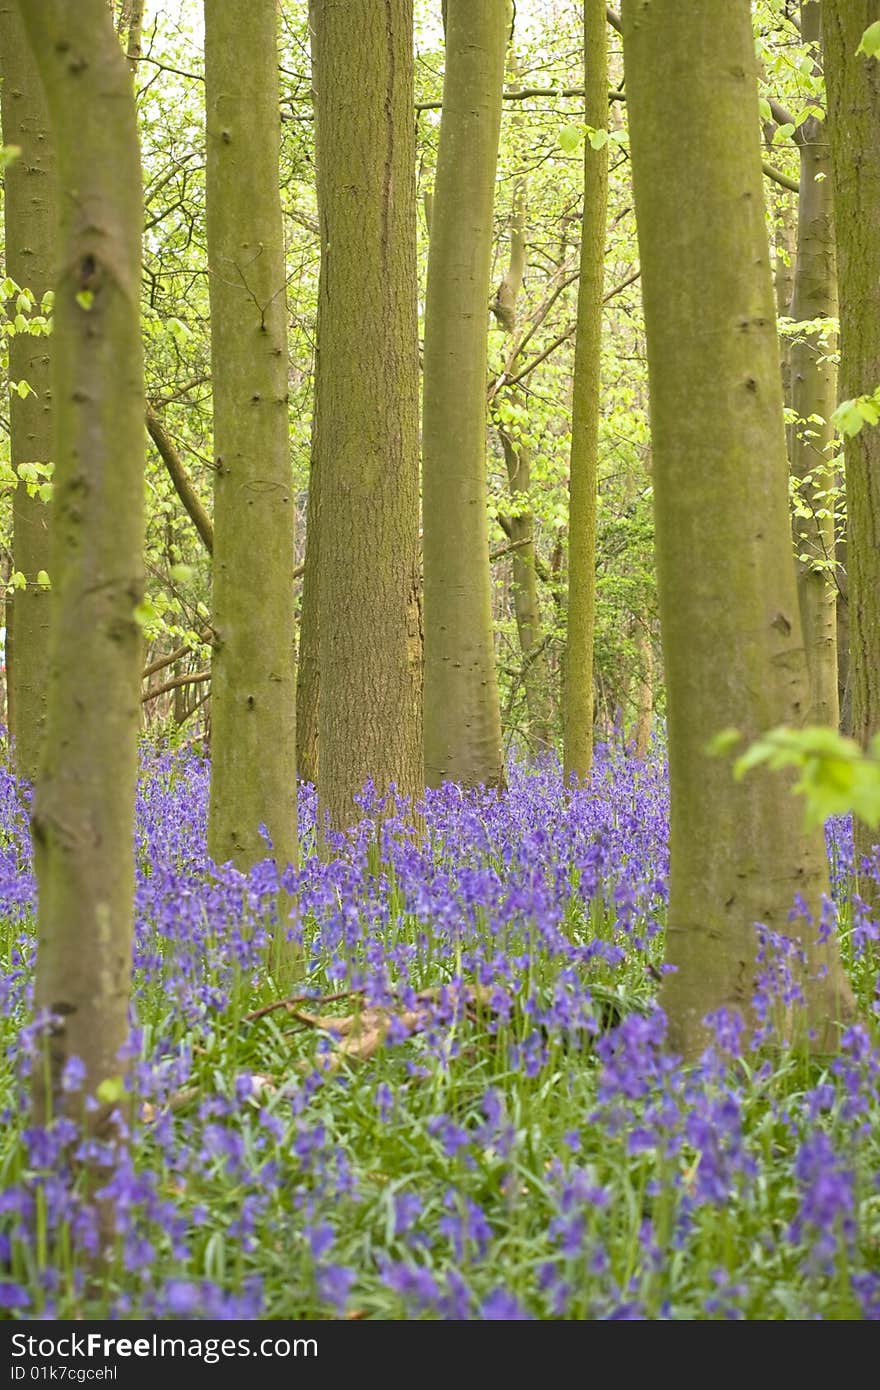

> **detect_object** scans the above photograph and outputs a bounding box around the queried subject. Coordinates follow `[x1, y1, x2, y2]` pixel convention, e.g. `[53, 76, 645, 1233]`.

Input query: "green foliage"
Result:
[95, 1075, 125, 1105]
[709, 725, 880, 829]
[557, 122, 582, 154]
[832, 388, 880, 437]
[1, 746, 877, 1319]
[856, 21, 880, 59]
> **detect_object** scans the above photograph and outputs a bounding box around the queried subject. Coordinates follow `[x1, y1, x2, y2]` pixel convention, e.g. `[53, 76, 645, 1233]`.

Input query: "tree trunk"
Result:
[789, 0, 839, 729]
[632, 617, 653, 758]
[295, 449, 320, 788]
[492, 148, 553, 754]
[823, 0, 880, 898]
[500, 428, 553, 753]
[17, 0, 144, 1125]
[294, 14, 322, 795]
[204, 0, 298, 879]
[563, 0, 608, 783]
[422, 0, 508, 790]
[773, 193, 796, 447]
[309, 0, 422, 837]
[0, 4, 56, 782]
[116, 0, 144, 71]
[621, 0, 855, 1059]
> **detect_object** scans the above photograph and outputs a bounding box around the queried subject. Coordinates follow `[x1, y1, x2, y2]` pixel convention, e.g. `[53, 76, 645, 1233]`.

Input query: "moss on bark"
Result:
[563, 0, 608, 783]
[622, 0, 854, 1058]
[0, 4, 56, 782]
[17, 0, 144, 1123]
[309, 0, 423, 837]
[422, 0, 508, 790]
[204, 0, 297, 879]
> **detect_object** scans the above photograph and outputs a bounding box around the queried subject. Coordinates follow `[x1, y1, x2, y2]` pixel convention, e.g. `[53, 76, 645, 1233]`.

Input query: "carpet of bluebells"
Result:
[0, 742, 879, 1321]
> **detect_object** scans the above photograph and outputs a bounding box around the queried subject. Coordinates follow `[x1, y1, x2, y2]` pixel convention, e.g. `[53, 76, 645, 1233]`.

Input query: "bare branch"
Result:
[141, 669, 210, 704]
[762, 159, 799, 194]
[145, 405, 214, 555]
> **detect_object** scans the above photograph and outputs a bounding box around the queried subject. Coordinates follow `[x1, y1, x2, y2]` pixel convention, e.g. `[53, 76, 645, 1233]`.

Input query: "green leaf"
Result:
[850, 764, 880, 828]
[587, 128, 609, 150]
[75, 289, 94, 312]
[558, 123, 583, 155]
[734, 738, 782, 780]
[705, 728, 742, 757]
[856, 20, 880, 58]
[36, 570, 50, 589]
[133, 597, 157, 630]
[832, 398, 866, 436]
[96, 1076, 125, 1105]
[772, 122, 795, 143]
[758, 97, 772, 122]
[833, 389, 880, 436]
[733, 724, 880, 828]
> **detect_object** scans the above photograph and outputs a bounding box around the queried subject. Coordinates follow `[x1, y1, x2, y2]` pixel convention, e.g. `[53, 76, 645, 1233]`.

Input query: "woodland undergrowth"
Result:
[0, 743, 878, 1320]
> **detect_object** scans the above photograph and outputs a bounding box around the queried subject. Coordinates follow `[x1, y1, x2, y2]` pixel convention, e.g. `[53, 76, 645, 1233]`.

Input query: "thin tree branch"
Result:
[148, 375, 210, 408]
[768, 96, 797, 129]
[416, 87, 625, 113]
[506, 325, 576, 390]
[496, 513, 551, 585]
[145, 405, 214, 554]
[502, 632, 553, 723]
[141, 669, 210, 704]
[511, 266, 580, 365]
[142, 629, 212, 681]
[762, 159, 799, 194]
[490, 536, 533, 564]
[288, 207, 320, 237]
[602, 264, 641, 304]
[494, 266, 641, 398]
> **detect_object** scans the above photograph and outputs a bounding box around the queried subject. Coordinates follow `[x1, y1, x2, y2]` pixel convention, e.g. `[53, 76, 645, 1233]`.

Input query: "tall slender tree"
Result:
[0, 3, 56, 782]
[309, 0, 423, 836]
[621, 0, 854, 1057]
[422, 0, 509, 790]
[115, 0, 145, 71]
[204, 0, 297, 878]
[16, 0, 144, 1123]
[823, 0, 880, 896]
[293, 0, 321, 794]
[493, 128, 553, 753]
[789, 0, 839, 729]
[772, 195, 796, 446]
[295, 460, 320, 790]
[563, 0, 609, 783]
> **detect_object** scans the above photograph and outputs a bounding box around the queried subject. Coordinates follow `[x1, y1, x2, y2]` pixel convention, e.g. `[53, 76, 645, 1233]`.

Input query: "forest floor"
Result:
[0, 745, 878, 1319]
